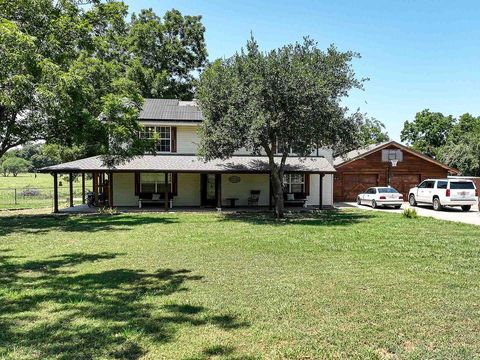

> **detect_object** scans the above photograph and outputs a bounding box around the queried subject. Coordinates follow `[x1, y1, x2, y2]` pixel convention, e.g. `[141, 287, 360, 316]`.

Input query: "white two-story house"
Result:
[40, 99, 335, 211]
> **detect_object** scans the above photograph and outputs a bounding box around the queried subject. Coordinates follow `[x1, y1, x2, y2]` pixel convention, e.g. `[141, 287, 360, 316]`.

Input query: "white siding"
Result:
[221, 174, 270, 206]
[112, 173, 138, 206]
[305, 174, 333, 207]
[174, 173, 201, 206]
[176, 126, 199, 154]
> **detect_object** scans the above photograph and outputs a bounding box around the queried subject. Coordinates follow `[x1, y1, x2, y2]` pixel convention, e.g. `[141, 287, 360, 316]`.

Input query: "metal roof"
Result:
[139, 99, 203, 121]
[39, 155, 335, 174]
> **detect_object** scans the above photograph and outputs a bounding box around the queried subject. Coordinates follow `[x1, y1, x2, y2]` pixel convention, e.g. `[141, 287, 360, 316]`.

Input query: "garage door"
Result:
[343, 174, 378, 201]
[391, 174, 421, 199]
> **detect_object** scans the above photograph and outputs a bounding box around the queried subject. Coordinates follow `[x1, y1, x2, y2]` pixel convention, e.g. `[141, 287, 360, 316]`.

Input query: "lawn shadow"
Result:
[0, 252, 249, 359]
[0, 213, 178, 237]
[220, 209, 375, 227]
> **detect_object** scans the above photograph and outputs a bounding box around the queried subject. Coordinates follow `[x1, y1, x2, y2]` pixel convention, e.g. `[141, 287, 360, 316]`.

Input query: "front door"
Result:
[201, 174, 218, 206]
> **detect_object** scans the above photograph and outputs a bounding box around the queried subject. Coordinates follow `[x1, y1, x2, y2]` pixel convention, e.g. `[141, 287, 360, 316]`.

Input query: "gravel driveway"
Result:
[336, 202, 480, 226]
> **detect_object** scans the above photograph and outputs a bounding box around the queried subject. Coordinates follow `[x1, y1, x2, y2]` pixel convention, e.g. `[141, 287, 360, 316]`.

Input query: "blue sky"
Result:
[124, 0, 480, 140]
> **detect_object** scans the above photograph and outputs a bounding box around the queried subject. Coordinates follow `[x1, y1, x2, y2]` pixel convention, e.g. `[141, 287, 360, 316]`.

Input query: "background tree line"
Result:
[401, 110, 480, 176]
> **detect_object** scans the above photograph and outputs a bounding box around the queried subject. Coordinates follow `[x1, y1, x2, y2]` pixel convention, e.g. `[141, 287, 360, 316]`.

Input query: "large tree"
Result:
[0, 0, 207, 160]
[197, 37, 364, 218]
[400, 109, 454, 158]
[357, 117, 389, 147]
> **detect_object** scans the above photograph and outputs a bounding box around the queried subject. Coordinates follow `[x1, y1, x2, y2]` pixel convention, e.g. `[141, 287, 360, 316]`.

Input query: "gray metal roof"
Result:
[139, 99, 203, 121]
[39, 155, 335, 174]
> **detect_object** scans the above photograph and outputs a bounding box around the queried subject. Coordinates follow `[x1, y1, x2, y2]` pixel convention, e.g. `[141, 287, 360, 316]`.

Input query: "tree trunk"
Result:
[271, 168, 285, 219]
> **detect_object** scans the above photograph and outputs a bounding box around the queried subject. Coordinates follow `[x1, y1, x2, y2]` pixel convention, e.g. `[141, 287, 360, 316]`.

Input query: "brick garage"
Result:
[333, 141, 459, 202]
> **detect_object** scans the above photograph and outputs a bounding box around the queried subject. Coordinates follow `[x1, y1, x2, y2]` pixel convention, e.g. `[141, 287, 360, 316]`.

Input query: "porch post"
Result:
[69, 172, 74, 208]
[216, 174, 222, 209]
[93, 172, 99, 204]
[81, 173, 86, 204]
[109, 171, 114, 209]
[53, 173, 59, 213]
[319, 174, 324, 209]
[269, 173, 273, 210]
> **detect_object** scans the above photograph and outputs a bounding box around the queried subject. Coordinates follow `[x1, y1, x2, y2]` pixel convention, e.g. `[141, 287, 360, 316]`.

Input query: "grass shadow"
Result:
[220, 209, 375, 227]
[0, 252, 249, 359]
[0, 213, 178, 237]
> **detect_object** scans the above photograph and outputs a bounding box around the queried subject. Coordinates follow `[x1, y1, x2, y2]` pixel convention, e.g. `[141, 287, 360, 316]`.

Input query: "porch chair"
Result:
[247, 190, 261, 206]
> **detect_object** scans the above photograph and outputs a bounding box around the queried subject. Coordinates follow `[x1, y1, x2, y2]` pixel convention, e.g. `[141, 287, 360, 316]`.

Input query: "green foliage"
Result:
[400, 109, 454, 158]
[402, 207, 418, 219]
[438, 132, 480, 176]
[0, 1, 207, 160]
[197, 37, 365, 217]
[401, 110, 480, 175]
[357, 117, 390, 146]
[1, 157, 31, 177]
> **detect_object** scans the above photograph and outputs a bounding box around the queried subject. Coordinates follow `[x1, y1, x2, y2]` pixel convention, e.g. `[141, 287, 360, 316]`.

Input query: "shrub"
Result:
[403, 207, 418, 219]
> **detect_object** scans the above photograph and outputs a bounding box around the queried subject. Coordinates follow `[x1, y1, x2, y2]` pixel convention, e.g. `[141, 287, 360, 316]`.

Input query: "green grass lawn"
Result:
[0, 209, 479, 359]
[0, 173, 54, 188]
[0, 173, 92, 210]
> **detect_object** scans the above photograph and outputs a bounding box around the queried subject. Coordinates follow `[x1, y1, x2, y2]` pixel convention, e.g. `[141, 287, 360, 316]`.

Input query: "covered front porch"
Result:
[39, 155, 335, 213]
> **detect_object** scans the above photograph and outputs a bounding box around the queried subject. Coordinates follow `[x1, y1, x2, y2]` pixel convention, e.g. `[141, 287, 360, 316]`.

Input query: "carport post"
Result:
[81, 173, 86, 204]
[319, 174, 324, 209]
[53, 173, 59, 213]
[69, 172, 74, 208]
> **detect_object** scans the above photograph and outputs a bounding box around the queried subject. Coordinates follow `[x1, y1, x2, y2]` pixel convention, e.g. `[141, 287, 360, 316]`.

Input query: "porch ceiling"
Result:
[38, 155, 335, 174]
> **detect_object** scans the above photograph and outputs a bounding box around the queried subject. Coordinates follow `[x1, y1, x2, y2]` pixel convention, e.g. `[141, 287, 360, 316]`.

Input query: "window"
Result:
[140, 126, 171, 152]
[140, 173, 172, 193]
[276, 141, 302, 155]
[450, 181, 475, 190]
[140, 126, 156, 139]
[378, 188, 398, 193]
[367, 188, 377, 194]
[436, 181, 448, 189]
[157, 126, 171, 152]
[283, 173, 305, 193]
[418, 181, 434, 189]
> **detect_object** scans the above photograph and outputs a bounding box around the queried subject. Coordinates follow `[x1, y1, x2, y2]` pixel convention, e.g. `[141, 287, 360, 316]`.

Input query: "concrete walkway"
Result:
[336, 202, 480, 226]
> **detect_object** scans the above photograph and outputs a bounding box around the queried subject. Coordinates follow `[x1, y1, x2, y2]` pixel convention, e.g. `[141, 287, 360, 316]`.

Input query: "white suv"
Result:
[408, 179, 478, 211]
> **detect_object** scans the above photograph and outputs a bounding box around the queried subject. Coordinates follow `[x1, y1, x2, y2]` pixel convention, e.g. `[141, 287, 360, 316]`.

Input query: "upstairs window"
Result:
[276, 141, 303, 155]
[140, 126, 172, 152]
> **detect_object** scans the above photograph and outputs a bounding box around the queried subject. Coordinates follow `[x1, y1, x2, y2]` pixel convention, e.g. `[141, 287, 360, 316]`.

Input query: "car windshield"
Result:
[378, 188, 398, 193]
[450, 182, 475, 190]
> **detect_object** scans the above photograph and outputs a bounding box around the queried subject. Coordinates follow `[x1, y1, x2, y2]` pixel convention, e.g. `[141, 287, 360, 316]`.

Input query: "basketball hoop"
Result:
[390, 159, 398, 167]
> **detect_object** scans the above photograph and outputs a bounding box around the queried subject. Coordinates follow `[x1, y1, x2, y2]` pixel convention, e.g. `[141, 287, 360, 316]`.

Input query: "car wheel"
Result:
[461, 205, 471, 212]
[409, 194, 417, 206]
[371, 200, 377, 209]
[433, 197, 442, 211]
[357, 197, 361, 205]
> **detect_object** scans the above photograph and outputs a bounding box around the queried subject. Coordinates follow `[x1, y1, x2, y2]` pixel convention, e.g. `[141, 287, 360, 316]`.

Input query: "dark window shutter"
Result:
[171, 127, 177, 152]
[172, 173, 178, 196]
[304, 173, 310, 195]
[134, 172, 140, 195]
